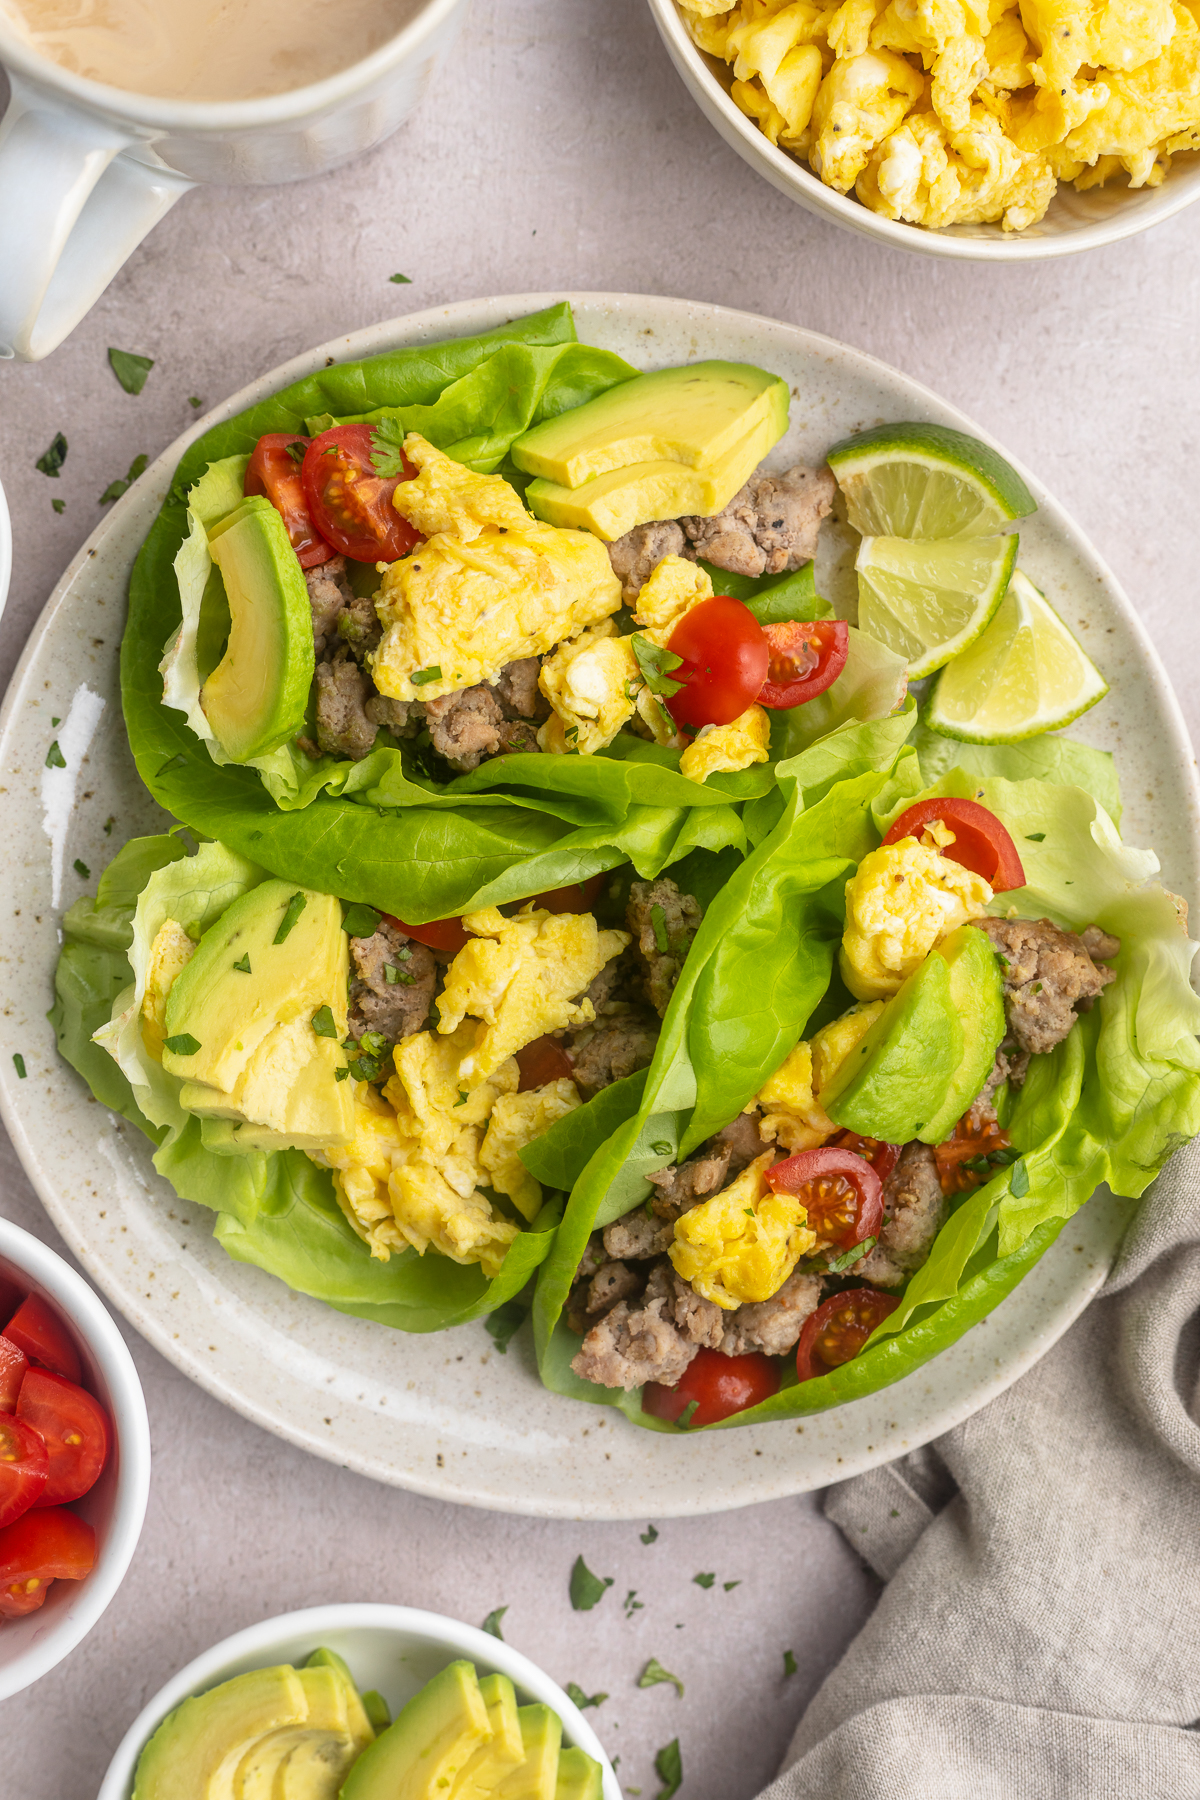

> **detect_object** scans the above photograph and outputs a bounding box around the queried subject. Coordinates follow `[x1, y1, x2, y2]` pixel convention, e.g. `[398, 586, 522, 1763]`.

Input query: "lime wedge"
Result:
[855, 532, 1017, 681]
[827, 423, 1036, 539]
[923, 569, 1108, 743]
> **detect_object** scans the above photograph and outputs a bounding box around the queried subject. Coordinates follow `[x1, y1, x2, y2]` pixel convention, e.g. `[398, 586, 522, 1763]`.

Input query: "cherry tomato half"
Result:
[643, 1347, 780, 1427]
[0, 1505, 96, 1618]
[16, 1369, 110, 1507]
[301, 424, 421, 564]
[0, 1414, 48, 1528]
[384, 913, 470, 956]
[765, 1148, 883, 1252]
[796, 1288, 899, 1382]
[244, 433, 336, 570]
[934, 1114, 1014, 1197]
[758, 619, 850, 709]
[827, 1130, 901, 1186]
[666, 596, 770, 730]
[516, 1035, 576, 1093]
[883, 797, 1026, 892]
[4, 1295, 81, 1384]
[0, 1335, 28, 1412]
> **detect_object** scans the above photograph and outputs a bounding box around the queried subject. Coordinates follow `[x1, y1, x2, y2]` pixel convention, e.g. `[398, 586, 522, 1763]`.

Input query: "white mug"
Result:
[0, 0, 468, 362]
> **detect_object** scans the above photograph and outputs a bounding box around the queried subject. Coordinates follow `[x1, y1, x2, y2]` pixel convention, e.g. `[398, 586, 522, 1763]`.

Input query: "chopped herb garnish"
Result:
[285, 440, 307, 463]
[484, 1299, 528, 1354]
[51, 717, 60, 727]
[454, 1090, 469, 1106]
[342, 902, 382, 938]
[640, 1524, 659, 1544]
[384, 963, 415, 986]
[99, 452, 149, 504]
[335, 1066, 350, 1081]
[624, 1589, 644, 1617]
[565, 1682, 607, 1711]
[631, 633, 686, 699]
[311, 1005, 337, 1038]
[389, 272, 413, 283]
[233, 953, 251, 974]
[72, 858, 90, 879]
[12, 1054, 26, 1079]
[36, 432, 68, 477]
[723, 1580, 741, 1590]
[1009, 1158, 1030, 1197]
[274, 891, 307, 943]
[569, 1556, 614, 1612]
[108, 348, 154, 394]
[104, 816, 116, 835]
[829, 1235, 876, 1273]
[783, 1649, 798, 1677]
[639, 1658, 684, 1697]
[188, 396, 203, 409]
[411, 665, 442, 686]
[51, 498, 65, 515]
[1025, 831, 1046, 842]
[692, 1572, 715, 1589]
[676, 1400, 699, 1430]
[481, 1607, 508, 1640]
[649, 903, 670, 955]
[45, 740, 66, 769]
[743, 1207, 755, 1218]
[654, 1738, 682, 1800]
[163, 1033, 201, 1056]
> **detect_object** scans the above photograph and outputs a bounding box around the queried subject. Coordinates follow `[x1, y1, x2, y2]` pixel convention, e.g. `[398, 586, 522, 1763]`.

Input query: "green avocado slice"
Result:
[203, 495, 314, 762]
[132, 1665, 308, 1800]
[339, 1661, 491, 1800]
[493, 1704, 563, 1800]
[821, 950, 962, 1145]
[554, 1747, 604, 1800]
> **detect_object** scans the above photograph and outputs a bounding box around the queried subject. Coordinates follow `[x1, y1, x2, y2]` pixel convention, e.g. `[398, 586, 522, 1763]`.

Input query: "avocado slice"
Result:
[302, 1648, 375, 1752]
[132, 1665, 308, 1800]
[554, 1747, 604, 1800]
[163, 879, 353, 1149]
[821, 950, 963, 1145]
[234, 1668, 351, 1800]
[524, 408, 785, 543]
[493, 1705, 563, 1800]
[450, 1673, 524, 1798]
[202, 495, 315, 762]
[511, 360, 788, 487]
[917, 924, 1007, 1145]
[339, 1660, 491, 1800]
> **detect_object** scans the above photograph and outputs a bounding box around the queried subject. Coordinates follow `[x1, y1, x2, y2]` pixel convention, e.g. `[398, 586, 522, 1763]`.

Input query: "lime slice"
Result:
[855, 533, 1017, 681]
[923, 569, 1108, 743]
[827, 423, 1036, 539]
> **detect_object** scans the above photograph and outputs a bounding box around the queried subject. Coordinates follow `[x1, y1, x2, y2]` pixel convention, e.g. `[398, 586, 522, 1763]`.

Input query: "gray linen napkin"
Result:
[757, 1137, 1200, 1800]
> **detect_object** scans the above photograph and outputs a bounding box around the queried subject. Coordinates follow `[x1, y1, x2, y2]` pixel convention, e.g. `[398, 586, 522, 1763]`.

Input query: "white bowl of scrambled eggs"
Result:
[649, 0, 1200, 257]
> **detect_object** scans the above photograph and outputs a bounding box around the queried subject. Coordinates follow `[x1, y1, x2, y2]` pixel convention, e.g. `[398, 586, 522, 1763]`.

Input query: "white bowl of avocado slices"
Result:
[98, 1602, 619, 1800]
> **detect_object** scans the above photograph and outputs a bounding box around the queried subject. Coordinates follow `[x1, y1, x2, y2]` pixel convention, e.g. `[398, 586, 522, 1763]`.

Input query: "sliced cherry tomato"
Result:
[383, 913, 470, 955]
[765, 1148, 883, 1251]
[4, 1295, 81, 1384]
[796, 1288, 899, 1382]
[0, 1414, 48, 1528]
[827, 1129, 901, 1185]
[883, 797, 1026, 892]
[16, 1369, 110, 1507]
[0, 1505, 96, 1618]
[666, 596, 770, 730]
[0, 1336, 28, 1412]
[757, 619, 850, 709]
[934, 1114, 1014, 1196]
[516, 1035, 575, 1092]
[533, 875, 607, 915]
[302, 424, 420, 564]
[244, 433, 336, 570]
[643, 1346, 780, 1427]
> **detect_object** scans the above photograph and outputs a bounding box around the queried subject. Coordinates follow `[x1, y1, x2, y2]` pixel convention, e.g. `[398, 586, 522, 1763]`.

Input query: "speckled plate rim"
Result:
[0, 291, 1194, 1519]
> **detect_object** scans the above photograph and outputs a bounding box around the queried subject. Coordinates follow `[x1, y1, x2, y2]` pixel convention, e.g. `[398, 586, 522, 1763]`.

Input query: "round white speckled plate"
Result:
[0, 294, 1193, 1518]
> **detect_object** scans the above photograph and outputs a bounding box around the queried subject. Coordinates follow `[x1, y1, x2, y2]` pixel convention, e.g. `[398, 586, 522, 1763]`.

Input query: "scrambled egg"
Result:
[669, 1152, 818, 1307]
[681, 0, 1200, 231]
[537, 619, 640, 754]
[480, 1080, 582, 1220]
[141, 919, 195, 1061]
[840, 837, 992, 999]
[757, 1001, 885, 1148]
[632, 555, 714, 646]
[372, 434, 620, 702]
[680, 705, 772, 782]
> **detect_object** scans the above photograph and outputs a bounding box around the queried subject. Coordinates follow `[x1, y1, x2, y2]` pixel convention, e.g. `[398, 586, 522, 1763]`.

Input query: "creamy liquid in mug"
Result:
[0, 0, 423, 101]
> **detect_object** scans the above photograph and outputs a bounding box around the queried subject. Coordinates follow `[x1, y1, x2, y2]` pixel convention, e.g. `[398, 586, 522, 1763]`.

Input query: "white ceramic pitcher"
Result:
[0, 0, 468, 362]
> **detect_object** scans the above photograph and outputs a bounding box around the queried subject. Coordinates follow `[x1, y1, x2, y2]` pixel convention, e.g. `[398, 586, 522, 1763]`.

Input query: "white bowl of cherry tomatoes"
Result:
[0, 1217, 151, 1698]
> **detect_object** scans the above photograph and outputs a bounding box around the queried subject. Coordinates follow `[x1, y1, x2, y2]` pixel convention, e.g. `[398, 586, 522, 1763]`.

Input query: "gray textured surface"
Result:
[0, 0, 1197, 1795]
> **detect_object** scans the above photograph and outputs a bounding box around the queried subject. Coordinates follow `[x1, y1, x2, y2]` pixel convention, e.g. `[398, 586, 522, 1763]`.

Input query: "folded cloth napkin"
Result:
[757, 1137, 1200, 1800]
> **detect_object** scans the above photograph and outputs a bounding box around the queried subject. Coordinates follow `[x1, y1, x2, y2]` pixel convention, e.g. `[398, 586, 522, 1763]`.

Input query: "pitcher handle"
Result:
[0, 77, 194, 362]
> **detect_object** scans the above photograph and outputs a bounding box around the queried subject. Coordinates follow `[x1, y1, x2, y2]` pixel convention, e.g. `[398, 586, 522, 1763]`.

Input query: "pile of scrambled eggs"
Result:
[670, 1151, 819, 1305]
[840, 835, 992, 997]
[682, 0, 1200, 230]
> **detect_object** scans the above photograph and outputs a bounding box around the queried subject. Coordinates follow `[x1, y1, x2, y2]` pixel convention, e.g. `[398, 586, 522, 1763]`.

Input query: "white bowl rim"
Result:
[96, 1602, 620, 1800]
[0, 1215, 151, 1701]
[0, 0, 462, 133]
[645, 0, 1200, 261]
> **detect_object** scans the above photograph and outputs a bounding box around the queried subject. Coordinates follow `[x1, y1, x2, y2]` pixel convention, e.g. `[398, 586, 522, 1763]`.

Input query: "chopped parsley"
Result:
[1009, 1158, 1030, 1197]
[1025, 832, 1046, 843]
[484, 1299, 528, 1354]
[639, 1658, 684, 1697]
[72, 858, 90, 879]
[640, 1524, 659, 1545]
[188, 396, 203, 409]
[51, 498, 65, 515]
[12, 1054, 26, 1079]
[565, 1682, 608, 1710]
[411, 665, 442, 686]
[345, 1030, 390, 1083]
[624, 1589, 644, 1617]
[45, 741, 66, 769]
[723, 1581, 740, 1591]
[649, 904, 670, 954]
[342, 902, 382, 938]
[51, 717, 60, 726]
[335, 1066, 350, 1081]
[454, 1090, 469, 1106]
[233, 953, 251, 974]
[285, 440, 307, 463]
[163, 1033, 201, 1056]
[828, 1235, 876, 1273]
[692, 1572, 715, 1589]
[108, 348, 155, 395]
[389, 272, 413, 284]
[36, 433, 68, 477]
[311, 1005, 337, 1038]
[654, 1738, 683, 1800]
[384, 962, 415, 986]
[104, 816, 116, 835]
[274, 891, 307, 943]
[569, 1556, 613, 1612]
[99, 452, 149, 505]
[783, 1649, 798, 1677]
[631, 633, 686, 699]
[481, 1607, 507, 1640]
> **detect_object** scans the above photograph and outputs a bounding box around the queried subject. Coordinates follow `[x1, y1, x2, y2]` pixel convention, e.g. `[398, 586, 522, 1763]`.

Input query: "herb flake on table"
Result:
[36, 433, 67, 477]
[640, 1524, 659, 1545]
[638, 1658, 684, 1698]
[99, 452, 148, 504]
[108, 348, 155, 394]
[390, 272, 413, 283]
[188, 396, 203, 409]
[692, 1572, 715, 1589]
[624, 1588, 643, 1617]
[484, 1299, 528, 1354]
[51, 498, 65, 515]
[654, 1738, 683, 1800]
[569, 1555, 613, 1611]
[565, 1682, 607, 1710]
[481, 1607, 508, 1639]
[723, 1580, 741, 1591]
[783, 1649, 798, 1677]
